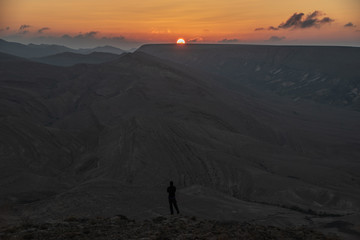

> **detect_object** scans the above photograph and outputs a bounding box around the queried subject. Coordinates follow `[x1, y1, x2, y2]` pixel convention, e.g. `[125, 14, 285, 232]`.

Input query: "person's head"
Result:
[170, 181, 173, 186]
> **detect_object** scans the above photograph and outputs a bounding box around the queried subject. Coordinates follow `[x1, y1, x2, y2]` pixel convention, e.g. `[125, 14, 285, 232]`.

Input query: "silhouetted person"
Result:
[167, 181, 180, 215]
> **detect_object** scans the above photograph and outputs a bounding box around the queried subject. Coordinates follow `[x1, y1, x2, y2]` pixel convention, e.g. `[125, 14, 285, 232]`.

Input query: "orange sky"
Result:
[1, 0, 359, 46]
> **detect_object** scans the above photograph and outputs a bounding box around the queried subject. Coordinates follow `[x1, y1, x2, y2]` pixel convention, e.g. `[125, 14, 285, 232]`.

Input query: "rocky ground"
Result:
[0, 215, 340, 240]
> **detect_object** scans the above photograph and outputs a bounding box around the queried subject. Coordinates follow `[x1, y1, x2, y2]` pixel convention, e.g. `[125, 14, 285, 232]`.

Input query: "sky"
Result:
[0, 0, 359, 49]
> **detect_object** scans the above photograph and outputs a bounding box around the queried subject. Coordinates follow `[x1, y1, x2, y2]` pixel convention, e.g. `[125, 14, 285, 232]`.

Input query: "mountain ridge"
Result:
[0, 39, 126, 58]
[31, 51, 124, 66]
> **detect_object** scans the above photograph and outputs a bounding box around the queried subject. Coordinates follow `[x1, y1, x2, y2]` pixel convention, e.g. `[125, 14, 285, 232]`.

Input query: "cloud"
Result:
[19, 24, 31, 30]
[308, 10, 322, 19]
[18, 24, 31, 34]
[256, 11, 334, 31]
[254, 27, 264, 31]
[83, 31, 98, 38]
[187, 36, 204, 43]
[38, 27, 50, 33]
[268, 26, 279, 31]
[266, 36, 286, 42]
[279, 13, 305, 29]
[0, 27, 10, 32]
[73, 31, 98, 39]
[279, 11, 334, 29]
[344, 22, 356, 28]
[218, 38, 239, 43]
[319, 17, 333, 24]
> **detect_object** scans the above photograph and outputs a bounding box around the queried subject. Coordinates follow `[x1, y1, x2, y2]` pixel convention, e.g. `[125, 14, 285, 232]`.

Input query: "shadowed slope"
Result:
[138, 44, 360, 110]
[31, 52, 124, 66]
[0, 52, 359, 238]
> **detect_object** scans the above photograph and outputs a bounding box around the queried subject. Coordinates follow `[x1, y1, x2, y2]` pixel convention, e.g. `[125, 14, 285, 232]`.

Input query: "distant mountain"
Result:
[32, 51, 124, 66]
[77, 45, 126, 55]
[139, 44, 360, 111]
[0, 39, 125, 58]
[0, 39, 73, 58]
[0, 51, 29, 62]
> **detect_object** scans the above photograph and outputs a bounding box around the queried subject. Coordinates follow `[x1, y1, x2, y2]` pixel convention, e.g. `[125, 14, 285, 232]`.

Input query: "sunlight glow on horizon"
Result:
[1, 0, 359, 46]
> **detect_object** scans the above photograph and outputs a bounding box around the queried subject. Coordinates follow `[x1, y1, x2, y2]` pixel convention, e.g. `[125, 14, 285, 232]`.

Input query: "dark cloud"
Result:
[254, 27, 265, 31]
[62, 31, 99, 40]
[256, 11, 334, 31]
[0, 27, 7, 32]
[19, 24, 31, 30]
[61, 32, 101, 40]
[300, 19, 317, 28]
[279, 11, 334, 29]
[218, 38, 239, 43]
[61, 34, 71, 39]
[83, 31, 98, 38]
[38, 27, 50, 33]
[268, 26, 279, 31]
[266, 36, 286, 42]
[344, 22, 356, 28]
[319, 17, 334, 24]
[279, 13, 304, 29]
[1, 26, 10, 32]
[18, 25, 31, 34]
[307, 10, 322, 19]
[187, 37, 204, 43]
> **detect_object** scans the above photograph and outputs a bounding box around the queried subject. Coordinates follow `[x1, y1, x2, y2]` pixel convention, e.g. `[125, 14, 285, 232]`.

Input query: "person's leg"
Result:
[169, 199, 174, 214]
[173, 199, 180, 214]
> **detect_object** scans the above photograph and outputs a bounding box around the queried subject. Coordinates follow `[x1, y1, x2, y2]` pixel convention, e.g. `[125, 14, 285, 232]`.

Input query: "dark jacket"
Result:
[167, 185, 176, 199]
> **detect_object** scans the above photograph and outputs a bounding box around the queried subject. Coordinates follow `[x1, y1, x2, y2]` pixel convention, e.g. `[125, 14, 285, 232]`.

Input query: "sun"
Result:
[176, 38, 186, 44]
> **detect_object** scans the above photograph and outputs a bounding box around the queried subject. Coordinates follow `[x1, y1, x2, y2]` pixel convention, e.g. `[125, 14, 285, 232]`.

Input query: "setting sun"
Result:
[176, 38, 186, 44]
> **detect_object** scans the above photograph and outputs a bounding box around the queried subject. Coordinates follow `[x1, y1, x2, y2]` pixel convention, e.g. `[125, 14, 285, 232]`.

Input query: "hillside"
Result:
[138, 44, 360, 111]
[32, 52, 123, 66]
[0, 50, 359, 239]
